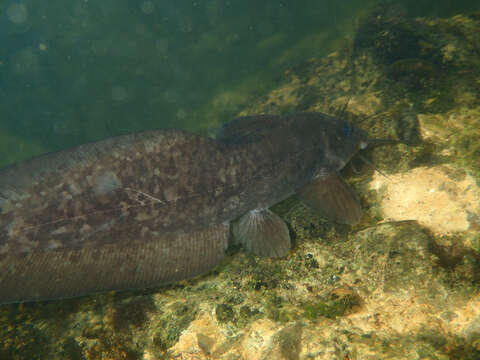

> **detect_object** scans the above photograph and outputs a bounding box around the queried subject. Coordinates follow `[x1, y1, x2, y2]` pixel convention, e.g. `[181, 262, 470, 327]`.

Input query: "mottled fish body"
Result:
[0, 112, 368, 303]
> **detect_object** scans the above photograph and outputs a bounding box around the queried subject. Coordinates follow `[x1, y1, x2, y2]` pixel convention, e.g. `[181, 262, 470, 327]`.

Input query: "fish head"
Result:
[294, 113, 369, 172]
[323, 119, 369, 170]
[217, 111, 371, 173]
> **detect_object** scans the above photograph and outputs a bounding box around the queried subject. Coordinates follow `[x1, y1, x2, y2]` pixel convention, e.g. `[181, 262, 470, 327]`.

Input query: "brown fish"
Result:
[0, 112, 371, 304]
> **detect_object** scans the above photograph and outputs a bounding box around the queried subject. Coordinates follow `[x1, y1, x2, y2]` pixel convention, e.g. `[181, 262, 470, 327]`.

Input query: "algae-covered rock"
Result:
[2, 5, 480, 360]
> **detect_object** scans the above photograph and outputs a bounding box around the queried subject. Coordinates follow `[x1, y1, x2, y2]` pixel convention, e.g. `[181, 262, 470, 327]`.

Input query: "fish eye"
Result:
[342, 124, 353, 137]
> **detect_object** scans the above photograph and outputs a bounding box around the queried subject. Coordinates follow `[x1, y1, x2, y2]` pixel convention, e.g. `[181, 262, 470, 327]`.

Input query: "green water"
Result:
[0, 0, 478, 167]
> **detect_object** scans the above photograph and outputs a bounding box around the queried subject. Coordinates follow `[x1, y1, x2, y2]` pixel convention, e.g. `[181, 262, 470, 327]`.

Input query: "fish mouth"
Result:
[356, 137, 401, 178]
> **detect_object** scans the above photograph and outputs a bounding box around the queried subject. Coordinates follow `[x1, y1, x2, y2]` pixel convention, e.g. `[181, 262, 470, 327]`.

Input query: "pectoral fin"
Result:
[297, 173, 362, 225]
[232, 209, 291, 258]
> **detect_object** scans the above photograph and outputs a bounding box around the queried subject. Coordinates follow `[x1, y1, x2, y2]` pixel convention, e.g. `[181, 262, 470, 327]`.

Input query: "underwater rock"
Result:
[155, 222, 480, 359]
[370, 165, 480, 234]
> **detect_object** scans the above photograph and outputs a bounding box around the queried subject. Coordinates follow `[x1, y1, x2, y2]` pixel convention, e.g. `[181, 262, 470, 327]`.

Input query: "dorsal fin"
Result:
[216, 114, 289, 145]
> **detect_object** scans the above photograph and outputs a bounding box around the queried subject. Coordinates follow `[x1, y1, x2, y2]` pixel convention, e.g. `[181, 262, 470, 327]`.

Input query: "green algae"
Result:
[302, 294, 360, 320]
[276, 323, 303, 360]
[110, 296, 156, 332]
[215, 303, 235, 323]
[151, 300, 199, 352]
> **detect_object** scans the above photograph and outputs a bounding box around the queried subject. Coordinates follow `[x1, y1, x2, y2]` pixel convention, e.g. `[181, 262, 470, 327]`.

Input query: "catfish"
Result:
[0, 112, 382, 303]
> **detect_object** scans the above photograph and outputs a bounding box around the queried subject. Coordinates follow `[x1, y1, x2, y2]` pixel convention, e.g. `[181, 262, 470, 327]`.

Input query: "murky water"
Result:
[1, 0, 476, 168]
[1, 1, 480, 359]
